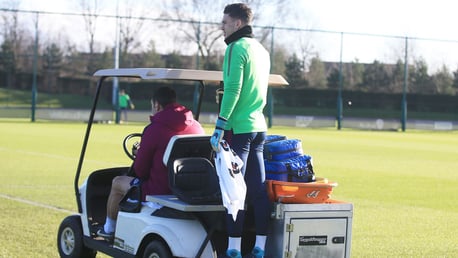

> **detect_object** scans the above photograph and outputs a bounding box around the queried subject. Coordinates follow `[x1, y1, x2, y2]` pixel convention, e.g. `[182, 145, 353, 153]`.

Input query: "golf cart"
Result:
[57, 68, 353, 258]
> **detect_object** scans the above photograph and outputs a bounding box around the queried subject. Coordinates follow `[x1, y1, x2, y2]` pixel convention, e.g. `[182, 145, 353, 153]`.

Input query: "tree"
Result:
[289, 26, 316, 80]
[43, 43, 63, 71]
[164, 51, 183, 68]
[347, 59, 364, 90]
[390, 59, 406, 93]
[159, 0, 224, 69]
[0, 0, 24, 88]
[360, 60, 391, 92]
[79, 0, 101, 74]
[431, 65, 454, 95]
[270, 45, 288, 76]
[95, 46, 115, 71]
[117, 0, 155, 67]
[307, 56, 327, 89]
[42, 43, 63, 92]
[61, 43, 86, 77]
[453, 68, 458, 93]
[140, 40, 165, 68]
[0, 40, 16, 88]
[327, 67, 341, 89]
[284, 53, 307, 88]
[410, 58, 432, 94]
[160, 0, 291, 69]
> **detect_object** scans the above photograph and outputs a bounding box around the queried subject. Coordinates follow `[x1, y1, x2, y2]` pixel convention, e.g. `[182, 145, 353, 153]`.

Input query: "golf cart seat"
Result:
[163, 135, 222, 205]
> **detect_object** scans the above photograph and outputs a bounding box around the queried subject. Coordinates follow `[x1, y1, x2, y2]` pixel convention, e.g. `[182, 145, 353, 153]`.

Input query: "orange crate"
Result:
[266, 178, 338, 204]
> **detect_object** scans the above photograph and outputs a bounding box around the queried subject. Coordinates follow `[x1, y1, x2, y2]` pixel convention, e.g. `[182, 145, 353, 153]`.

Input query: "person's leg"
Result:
[243, 132, 269, 256]
[121, 107, 128, 122]
[107, 175, 134, 220]
[225, 133, 251, 256]
[101, 176, 134, 235]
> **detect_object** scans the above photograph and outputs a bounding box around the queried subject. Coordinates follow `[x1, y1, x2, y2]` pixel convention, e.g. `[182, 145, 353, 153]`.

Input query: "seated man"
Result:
[97, 86, 205, 239]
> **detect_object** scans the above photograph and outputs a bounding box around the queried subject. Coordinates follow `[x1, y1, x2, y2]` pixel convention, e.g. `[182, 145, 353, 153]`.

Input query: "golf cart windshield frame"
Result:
[74, 68, 288, 213]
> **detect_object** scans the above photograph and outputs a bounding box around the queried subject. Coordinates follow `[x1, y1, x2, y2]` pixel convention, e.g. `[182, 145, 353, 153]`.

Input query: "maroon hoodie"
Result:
[133, 103, 204, 200]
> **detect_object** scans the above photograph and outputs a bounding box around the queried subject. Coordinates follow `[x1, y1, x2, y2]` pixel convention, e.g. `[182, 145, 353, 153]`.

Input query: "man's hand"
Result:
[132, 141, 140, 157]
[210, 117, 227, 152]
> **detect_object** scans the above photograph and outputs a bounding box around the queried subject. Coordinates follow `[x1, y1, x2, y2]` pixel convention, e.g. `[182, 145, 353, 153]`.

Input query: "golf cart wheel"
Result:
[57, 215, 96, 258]
[143, 240, 172, 258]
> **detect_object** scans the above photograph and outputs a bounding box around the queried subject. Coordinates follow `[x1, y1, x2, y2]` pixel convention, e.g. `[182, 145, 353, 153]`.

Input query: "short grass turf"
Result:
[0, 120, 457, 257]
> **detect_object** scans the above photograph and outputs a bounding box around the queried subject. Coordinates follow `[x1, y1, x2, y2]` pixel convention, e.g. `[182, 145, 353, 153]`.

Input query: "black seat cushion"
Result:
[170, 157, 222, 205]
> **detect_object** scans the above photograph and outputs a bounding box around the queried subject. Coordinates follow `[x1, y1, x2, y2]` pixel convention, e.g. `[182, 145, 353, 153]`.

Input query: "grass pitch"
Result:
[0, 120, 457, 257]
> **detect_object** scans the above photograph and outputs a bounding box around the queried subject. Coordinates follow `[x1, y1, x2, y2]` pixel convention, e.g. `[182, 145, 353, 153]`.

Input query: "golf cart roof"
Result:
[93, 68, 289, 86]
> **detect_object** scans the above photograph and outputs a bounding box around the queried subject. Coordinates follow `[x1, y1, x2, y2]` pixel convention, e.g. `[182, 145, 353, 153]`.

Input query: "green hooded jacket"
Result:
[220, 37, 271, 134]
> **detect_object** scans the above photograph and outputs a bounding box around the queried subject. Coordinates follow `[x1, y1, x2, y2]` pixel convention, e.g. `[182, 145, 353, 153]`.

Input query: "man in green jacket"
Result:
[210, 3, 270, 258]
[119, 89, 134, 122]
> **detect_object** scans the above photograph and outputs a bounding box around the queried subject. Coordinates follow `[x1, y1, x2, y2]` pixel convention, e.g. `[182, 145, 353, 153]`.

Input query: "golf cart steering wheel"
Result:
[123, 133, 142, 160]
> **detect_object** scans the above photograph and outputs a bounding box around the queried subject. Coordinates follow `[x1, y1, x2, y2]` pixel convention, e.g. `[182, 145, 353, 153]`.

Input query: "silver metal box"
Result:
[265, 201, 353, 258]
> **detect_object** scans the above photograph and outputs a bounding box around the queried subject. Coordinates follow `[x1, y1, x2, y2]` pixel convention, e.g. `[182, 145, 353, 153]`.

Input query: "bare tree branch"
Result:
[79, 0, 100, 54]
[118, 0, 155, 59]
[159, 0, 293, 69]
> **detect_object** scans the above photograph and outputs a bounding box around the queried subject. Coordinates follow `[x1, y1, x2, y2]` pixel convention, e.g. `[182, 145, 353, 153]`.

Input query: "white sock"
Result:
[104, 217, 116, 233]
[228, 237, 241, 251]
[255, 235, 267, 250]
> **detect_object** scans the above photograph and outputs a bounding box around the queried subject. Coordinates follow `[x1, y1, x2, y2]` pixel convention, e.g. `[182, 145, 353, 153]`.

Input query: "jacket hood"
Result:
[149, 103, 196, 131]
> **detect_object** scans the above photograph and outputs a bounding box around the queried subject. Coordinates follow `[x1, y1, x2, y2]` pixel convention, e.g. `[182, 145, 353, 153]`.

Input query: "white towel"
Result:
[214, 140, 246, 221]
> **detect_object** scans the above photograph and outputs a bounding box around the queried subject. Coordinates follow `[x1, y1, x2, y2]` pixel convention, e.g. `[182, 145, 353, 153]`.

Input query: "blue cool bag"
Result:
[265, 134, 287, 144]
[264, 139, 303, 161]
[265, 155, 316, 182]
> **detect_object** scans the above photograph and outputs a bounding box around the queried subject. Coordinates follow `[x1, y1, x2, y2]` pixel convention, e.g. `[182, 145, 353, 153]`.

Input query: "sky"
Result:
[299, 0, 456, 40]
[291, 0, 458, 70]
[9, 0, 458, 71]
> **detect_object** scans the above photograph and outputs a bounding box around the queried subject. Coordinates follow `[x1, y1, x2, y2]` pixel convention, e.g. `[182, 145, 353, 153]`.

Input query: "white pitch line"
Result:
[0, 193, 75, 214]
